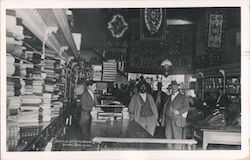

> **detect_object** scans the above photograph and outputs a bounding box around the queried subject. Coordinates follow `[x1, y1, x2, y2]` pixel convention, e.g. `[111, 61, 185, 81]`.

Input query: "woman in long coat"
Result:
[128, 80, 158, 136]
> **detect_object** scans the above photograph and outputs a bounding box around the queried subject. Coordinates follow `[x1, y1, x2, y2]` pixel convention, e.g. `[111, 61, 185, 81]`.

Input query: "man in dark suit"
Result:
[164, 81, 189, 150]
[79, 80, 98, 140]
[216, 88, 231, 109]
[152, 82, 167, 125]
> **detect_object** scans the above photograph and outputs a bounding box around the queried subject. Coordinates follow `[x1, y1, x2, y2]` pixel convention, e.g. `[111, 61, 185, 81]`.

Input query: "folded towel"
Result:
[33, 80, 43, 86]
[40, 104, 51, 108]
[14, 82, 21, 89]
[6, 15, 16, 33]
[7, 54, 15, 64]
[7, 91, 15, 97]
[20, 106, 40, 112]
[14, 89, 21, 96]
[7, 63, 16, 76]
[6, 37, 23, 46]
[7, 85, 14, 91]
[7, 44, 23, 57]
[12, 25, 24, 40]
[22, 95, 42, 104]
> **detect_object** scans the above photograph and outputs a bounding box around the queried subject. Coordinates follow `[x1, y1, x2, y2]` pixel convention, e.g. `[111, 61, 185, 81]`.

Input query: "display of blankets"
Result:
[203, 109, 227, 127]
[7, 116, 20, 151]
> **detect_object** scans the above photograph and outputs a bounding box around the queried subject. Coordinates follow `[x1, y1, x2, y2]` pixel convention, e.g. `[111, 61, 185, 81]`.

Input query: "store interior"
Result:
[6, 8, 241, 151]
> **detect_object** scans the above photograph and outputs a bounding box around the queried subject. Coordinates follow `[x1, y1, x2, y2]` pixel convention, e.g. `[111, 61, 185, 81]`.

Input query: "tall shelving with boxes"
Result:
[6, 9, 79, 151]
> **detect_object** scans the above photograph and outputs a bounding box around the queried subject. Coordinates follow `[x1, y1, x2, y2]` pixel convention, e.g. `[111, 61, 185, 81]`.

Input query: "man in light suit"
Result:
[164, 81, 189, 150]
[79, 80, 98, 140]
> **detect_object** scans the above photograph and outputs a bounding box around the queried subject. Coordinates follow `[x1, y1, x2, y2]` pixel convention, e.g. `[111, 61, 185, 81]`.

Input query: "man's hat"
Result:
[170, 80, 179, 86]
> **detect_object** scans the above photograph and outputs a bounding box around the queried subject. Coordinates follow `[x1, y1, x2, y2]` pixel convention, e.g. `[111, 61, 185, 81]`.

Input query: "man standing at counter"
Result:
[79, 80, 98, 140]
[128, 80, 158, 136]
[164, 81, 189, 150]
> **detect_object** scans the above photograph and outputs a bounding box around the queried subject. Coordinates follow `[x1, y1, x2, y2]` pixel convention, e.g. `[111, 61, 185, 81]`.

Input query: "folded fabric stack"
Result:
[26, 51, 42, 64]
[19, 126, 40, 142]
[6, 10, 25, 58]
[33, 80, 43, 94]
[42, 54, 58, 119]
[17, 110, 40, 123]
[40, 93, 52, 122]
[7, 54, 16, 76]
[44, 57, 56, 93]
[7, 96, 21, 116]
[18, 95, 43, 126]
[7, 116, 20, 151]
[51, 101, 63, 118]
[7, 78, 24, 97]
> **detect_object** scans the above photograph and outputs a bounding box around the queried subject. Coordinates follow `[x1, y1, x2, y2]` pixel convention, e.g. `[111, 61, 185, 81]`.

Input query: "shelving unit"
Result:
[6, 9, 78, 151]
[196, 63, 241, 109]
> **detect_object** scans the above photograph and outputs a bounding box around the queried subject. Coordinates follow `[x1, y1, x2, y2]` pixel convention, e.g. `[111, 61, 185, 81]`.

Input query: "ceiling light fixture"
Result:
[167, 19, 193, 25]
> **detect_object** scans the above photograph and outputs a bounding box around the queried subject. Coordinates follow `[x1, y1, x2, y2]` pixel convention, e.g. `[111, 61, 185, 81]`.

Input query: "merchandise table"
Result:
[193, 126, 241, 150]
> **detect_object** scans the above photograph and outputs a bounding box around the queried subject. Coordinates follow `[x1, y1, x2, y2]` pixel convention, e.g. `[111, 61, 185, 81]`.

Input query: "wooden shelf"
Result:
[15, 9, 78, 59]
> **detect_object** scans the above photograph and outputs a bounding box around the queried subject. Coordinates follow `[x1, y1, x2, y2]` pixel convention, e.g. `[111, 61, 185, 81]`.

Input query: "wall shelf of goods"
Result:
[196, 63, 241, 109]
[6, 9, 78, 151]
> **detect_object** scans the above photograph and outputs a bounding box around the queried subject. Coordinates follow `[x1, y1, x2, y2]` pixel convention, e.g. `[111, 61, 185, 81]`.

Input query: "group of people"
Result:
[128, 80, 190, 150]
[79, 79, 190, 150]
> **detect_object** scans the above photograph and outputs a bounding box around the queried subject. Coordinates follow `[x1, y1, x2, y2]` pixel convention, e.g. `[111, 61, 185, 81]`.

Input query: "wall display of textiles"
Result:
[106, 9, 129, 48]
[140, 8, 166, 40]
[128, 21, 194, 74]
[204, 10, 225, 49]
[203, 9, 226, 67]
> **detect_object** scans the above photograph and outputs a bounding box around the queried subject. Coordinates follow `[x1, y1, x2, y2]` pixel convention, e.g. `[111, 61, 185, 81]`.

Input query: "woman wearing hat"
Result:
[128, 80, 158, 136]
[164, 80, 189, 150]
